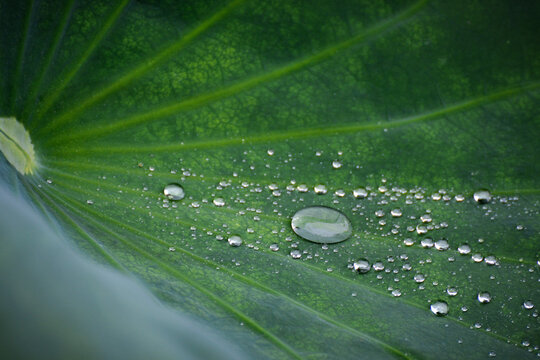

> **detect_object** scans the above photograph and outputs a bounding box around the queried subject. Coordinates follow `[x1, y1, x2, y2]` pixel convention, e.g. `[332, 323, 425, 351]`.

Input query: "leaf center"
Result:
[0, 117, 37, 175]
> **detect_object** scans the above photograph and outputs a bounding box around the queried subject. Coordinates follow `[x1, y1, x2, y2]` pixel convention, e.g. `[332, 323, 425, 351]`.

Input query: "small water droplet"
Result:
[523, 300, 534, 310]
[414, 274, 425, 283]
[353, 259, 371, 273]
[291, 206, 352, 244]
[484, 255, 497, 266]
[404, 238, 415, 246]
[213, 197, 225, 207]
[164, 183, 185, 200]
[458, 244, 471, 255]
[416, 225, 428, 235]
[228, 235, 242, 247]
[472, 253, 483, 263]
[269, 243, 280, 252]
[375, 210, 385, 218]
[455, 194, 465, 202]
[447, 287, 458, 296]
[332, 160, 342, 169]
[420, 214, 432, 223]
[267, 149, 274, 156]
[434, 239, 449, 251]
[420, 238, 434, 248]
[373, 261, 385, 271]
[168, 247, 176, 252]
[473, 189, 491, 204]
[390, 209, 402, 217]
[86, 199, 94, 205]
[391, 289, 401, 297]
[297, 184, 309, 192]
[314, 184, 327, 194]
[353, 188, 368, 199]
[290, 249, 302, 259]
[430, 301, 449, 316]
[477, 291, 492, 304]
[334, 189, 346, 197]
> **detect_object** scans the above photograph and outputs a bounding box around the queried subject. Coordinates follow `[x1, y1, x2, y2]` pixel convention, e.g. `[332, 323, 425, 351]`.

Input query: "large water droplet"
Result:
[213, 197, 225, 207]
[353, 188, 368, 199]
[473, 189, 491, 204]
[430, 301, 449, 316]
[227, 235, 242, 247]
[434, 239, 449, 251]
[314, 184, 327, 195]
[353, 259, 371, 273]
[163, 183, 185, 200]
[458, 244, 471, 255]
[291, 206, 352, 244]
[477, 291, 492, 304]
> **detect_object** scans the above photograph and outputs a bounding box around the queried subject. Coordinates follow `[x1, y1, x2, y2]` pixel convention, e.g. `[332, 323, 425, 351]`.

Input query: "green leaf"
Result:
[1, 0, 539, 358]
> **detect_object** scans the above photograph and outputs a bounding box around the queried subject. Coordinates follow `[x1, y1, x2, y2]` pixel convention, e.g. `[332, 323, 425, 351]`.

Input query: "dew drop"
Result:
[267, 149, 275, 156]
[420, 238, 434, 248]
[353, 188, 368, 199]
[213, 197, 225, 207]
[314, 184, 327, 195]
[472, 253, 483, 263]
[375, 210, 385, 218]
[523, 300, 534, 310]
[332, 160, 342, 169]
[290, 249, 302, 259]
[163, 183, 185, 200]
[373, 261, 385, 271]
[353, 259, 371, 273]
[447, 287, 458, 296]
[477, 291, 492, 304]
[434, 239, 449, 251]
[473, 189, 491, 204]
[291, 206, 352, 244]
[391, 289, 401, 297]
[391, 209, 402, 217]
[414, 274, 425, 283]
[228, 235, 242, 247]
[430, 301, 449, 316]
[404, 238, 415, 246]
[458, 244, 471, 255]
[269, 243, 280, 252]
[297, 184, 309, 192]
[484, 255, 497, 266]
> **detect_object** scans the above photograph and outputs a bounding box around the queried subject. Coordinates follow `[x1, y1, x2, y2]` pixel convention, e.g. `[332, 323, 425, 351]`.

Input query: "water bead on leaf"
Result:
[291, 206, 352, 244]
[163, 183, 185, 200]
[473, 190, 492, 204]
[430, 301, 449, 316]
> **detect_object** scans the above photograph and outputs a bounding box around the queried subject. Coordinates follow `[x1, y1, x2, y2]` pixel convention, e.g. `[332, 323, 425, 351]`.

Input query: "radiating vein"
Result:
[10, 0, 35, 114]
[54, 81, 540, 154]
[32, 0, 130, 127]
[45, 182, 413, 359]
[45, 0, 430, 145]
[42, 185, 305, 360]
[24, 0, 76, 125]
[44, 176, 516, 348]
[41, 0, 247, 134]
[29, 178, 124, 270]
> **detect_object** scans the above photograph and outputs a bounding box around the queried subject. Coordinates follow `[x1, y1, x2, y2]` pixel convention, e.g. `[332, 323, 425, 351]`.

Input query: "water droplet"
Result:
[228, 235, 242, 247]
[163, 183, 185, 200]
[334, 189, 346, 197]
[353, 188, 368, 199]
[213, 197, 225, 207]
[168, 247, 176, 252]
[472, 253, 483, 263]
[477, 291, 492, 304]
[375, 210, 385, 218]
[86, 199, 94, 205]
[373, 261, 385, 271]
[391, 289, 401, 297]
[455, 194, 465, 202]
[353, 259, 371, 273]
[297, 184, 308, 192]
[404, 238, 415, 246]
[414, 274, 425, 283]
[390, 209, 402, 217]
[332, 160, 342, 169]
[430, 301, 449, 316]
[484, 255, 497, 265]
[447, 287, 458, 296]
[267, 149, 274, 156]
[431, 193, 442, 201]
[291, 206, 352, 244]
[434, 239, 449, 251]
[314, 184, 327, 195]
[458, 244, 471, 255]
[416, 225, 428, 235]
[290, 249, 302, 259]
[420, 238, 434, 248]
[420, 214, 432, 223]
[269, 243, 280, 252]
[523, 300, 534, 310]
[473, 189, 491, 204]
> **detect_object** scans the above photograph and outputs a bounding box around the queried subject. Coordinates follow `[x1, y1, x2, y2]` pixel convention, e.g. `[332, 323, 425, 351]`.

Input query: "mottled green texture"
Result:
[1, 0, 539, 359]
